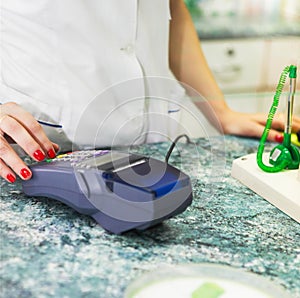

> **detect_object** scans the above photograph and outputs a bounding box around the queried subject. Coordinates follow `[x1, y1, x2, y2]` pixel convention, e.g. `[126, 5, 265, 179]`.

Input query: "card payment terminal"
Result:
[22, 150, 193, 234]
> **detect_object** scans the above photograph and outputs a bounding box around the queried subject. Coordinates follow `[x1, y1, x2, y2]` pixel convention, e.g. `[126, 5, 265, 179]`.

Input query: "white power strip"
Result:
[231, 153, 300, 223]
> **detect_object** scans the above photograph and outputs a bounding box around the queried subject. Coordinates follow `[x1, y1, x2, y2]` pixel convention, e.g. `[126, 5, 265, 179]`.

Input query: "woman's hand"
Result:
[220, 109, 300, 142]
[0, 102, 59, 183]
[169, 0, 300, 143]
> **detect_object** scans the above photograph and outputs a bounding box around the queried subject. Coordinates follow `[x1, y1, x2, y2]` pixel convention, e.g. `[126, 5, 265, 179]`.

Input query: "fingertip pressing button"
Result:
[33, 149, 46, 161]
[47, 149, 56, 159]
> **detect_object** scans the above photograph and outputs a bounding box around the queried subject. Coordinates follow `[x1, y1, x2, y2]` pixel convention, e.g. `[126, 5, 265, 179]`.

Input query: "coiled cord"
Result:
[256, 66, 290, 172]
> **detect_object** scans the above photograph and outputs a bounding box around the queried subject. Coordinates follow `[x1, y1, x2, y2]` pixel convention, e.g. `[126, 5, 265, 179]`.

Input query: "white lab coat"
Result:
[0, 0, 187, 150]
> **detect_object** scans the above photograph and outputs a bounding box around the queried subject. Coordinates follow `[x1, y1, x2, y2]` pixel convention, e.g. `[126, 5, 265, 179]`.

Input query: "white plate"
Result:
[125, 263, 292, 298]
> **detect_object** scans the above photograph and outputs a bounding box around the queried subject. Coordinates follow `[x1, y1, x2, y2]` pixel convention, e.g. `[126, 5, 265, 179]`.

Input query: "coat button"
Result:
[120, 44, 135, 54]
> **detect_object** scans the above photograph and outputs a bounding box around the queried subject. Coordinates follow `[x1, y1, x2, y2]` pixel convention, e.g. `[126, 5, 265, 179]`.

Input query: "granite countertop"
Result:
[1, 136, 300, 298]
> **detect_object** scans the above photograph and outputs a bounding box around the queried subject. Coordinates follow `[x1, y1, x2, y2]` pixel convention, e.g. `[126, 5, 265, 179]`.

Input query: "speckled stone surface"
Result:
[1, 136, 299, 298]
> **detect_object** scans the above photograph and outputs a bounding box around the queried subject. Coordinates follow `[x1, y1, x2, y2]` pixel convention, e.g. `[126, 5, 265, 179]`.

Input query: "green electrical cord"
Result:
[256, 65, 299, 172]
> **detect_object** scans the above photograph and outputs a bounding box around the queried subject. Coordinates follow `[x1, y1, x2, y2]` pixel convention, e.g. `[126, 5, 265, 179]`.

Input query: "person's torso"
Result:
[0, 0, 185, 149]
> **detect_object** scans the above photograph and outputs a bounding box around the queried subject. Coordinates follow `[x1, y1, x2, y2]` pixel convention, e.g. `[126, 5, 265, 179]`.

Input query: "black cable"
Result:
[165, 134, 194, 163]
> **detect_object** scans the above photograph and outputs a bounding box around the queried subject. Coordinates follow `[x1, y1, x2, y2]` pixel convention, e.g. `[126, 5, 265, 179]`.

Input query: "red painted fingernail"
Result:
[33, 149, 45, 161]
[275, 134, 284, 143]
[20, 168, 31, 179]
[6, 174, 16, 183]
[47, 149, 56, 159]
